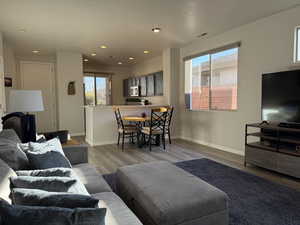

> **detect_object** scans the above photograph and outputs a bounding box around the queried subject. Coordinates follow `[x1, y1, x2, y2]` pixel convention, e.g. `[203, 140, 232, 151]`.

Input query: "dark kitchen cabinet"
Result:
[154, 71, 163, 96]
[135, 77, 140, 86]
[123, 71, 163, 97]
[123, 79, 129, 97]
[147, 75, 154, 96]
[128, 78, 134, 87]
[140, 76, 147, 97]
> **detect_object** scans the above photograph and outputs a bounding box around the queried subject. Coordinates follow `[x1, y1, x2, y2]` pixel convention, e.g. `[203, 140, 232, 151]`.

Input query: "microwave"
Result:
[130, 86, 140, 97]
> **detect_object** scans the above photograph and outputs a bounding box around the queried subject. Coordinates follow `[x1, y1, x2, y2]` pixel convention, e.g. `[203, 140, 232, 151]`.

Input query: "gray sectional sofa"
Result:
[0, 129, 143, 225]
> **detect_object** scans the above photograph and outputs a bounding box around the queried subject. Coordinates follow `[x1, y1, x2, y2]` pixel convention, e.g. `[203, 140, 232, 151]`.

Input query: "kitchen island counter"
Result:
[85, 104, 169, 146]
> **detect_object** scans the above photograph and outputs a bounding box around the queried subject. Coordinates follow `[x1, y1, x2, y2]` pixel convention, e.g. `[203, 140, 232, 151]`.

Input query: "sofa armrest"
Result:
[63, 144, 88, 165]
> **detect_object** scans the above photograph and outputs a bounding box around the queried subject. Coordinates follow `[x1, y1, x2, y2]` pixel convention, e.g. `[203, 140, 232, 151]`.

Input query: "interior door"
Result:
[20, 61, 56, 133]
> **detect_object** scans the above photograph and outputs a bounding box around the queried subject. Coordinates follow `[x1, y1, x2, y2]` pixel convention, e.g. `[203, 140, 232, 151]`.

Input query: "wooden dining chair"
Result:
[113, 107, 138, 151]
[165, 107, 174, 144]
[141, 107, 168, 151]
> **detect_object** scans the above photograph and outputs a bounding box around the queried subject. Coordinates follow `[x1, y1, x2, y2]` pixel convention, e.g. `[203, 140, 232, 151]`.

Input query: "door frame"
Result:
[20, 61, 57, 131]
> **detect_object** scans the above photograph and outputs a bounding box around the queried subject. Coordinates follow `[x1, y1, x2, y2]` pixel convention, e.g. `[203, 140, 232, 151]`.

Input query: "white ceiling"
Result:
[0, 0, 299, 66]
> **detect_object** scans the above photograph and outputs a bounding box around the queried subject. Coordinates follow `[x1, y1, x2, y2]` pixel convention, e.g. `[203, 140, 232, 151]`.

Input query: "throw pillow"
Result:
[10, 176, 76, 192]
[36, 134, 46, 143]
[0, 158, 17, 203]
[0, 198, 106, 225]
[11, 188, 99, 208]
[16, 168, 72, 177]
[29, 137, 65, 156]
[0, 139, 29, 170]
[26, 151, 72, 169]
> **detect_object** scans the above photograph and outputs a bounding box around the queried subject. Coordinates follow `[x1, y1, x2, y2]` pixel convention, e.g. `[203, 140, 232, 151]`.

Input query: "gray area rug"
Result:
[103, 158, 300, 225]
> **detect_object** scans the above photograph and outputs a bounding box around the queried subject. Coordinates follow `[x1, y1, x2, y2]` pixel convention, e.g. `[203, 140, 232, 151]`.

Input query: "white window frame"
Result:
[83, 73, 112, 106]
[294, 26, 300, 63]
[183, 43, 240, 112]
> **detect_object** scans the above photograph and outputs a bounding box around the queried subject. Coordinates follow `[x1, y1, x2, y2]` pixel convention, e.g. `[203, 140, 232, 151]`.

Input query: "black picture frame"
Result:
[4, 77, 12, 87]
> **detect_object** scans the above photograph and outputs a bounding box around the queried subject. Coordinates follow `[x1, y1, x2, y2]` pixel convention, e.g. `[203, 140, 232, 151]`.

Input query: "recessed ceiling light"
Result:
[152, 27, 161, 33]
[118, 62, 123, 65]
[32, 50, 40, 54]
[91, 53, 97, 56]
[84, 59, 89, 62]
[143, 50, 150, 54]
[129, 57, 135, 60]
[100, 45, 107, 49]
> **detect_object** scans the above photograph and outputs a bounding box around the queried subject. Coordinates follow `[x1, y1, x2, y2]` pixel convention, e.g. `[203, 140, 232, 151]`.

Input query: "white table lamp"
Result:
[7, 90, 44, 142]
[8, 90, 44, 113]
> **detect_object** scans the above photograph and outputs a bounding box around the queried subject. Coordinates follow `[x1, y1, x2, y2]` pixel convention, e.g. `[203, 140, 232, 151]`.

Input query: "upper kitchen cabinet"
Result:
[140, 76, 147, 97]
[154, 71, 163, 96]
[132, 77, 140, 86]
[146, 75, 154, 96]
[123, 79, 129, 97]
[123, 71, 163, 97]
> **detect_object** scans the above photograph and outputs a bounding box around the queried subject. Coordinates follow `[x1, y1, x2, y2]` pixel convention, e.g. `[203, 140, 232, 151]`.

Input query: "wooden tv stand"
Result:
[245, 123, 300, 178]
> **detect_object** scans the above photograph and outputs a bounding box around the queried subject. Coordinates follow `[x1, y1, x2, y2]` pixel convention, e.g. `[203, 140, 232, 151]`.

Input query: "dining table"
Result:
[122, 116, 151, 123]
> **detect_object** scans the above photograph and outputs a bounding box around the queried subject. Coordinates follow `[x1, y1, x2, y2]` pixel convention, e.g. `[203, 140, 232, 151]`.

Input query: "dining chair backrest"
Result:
[166, 107, 174, 129]
[149, 107, 168, 133]
[113, 107, 124, 130]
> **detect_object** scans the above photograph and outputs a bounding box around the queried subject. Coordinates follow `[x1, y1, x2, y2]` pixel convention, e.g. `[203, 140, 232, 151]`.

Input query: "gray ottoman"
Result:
[116, 161, 229, 225]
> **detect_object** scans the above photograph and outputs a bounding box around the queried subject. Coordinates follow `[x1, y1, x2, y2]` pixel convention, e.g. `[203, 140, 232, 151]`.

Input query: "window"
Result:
[295, 27, 300, 63]
[184, 43, 239, 111]
[84, 76, 95, 105]
[83, 74, 112, 106]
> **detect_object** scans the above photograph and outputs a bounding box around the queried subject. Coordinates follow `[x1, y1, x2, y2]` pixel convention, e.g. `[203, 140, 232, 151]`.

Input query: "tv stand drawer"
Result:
[245, 146, 276, 170]
[276, 154, 300, 178]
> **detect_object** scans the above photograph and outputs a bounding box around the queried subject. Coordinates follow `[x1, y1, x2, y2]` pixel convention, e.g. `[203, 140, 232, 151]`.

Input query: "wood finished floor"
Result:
[74, 137, 300, 191]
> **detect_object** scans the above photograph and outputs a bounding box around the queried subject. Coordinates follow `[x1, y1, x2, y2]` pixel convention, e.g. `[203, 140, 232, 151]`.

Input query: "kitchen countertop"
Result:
[84, 104, 169, 110]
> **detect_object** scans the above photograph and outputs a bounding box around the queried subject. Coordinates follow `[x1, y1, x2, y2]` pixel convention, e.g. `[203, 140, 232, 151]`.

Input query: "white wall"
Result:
[3, 43, 17, 88]
[167, 48, 180, 137]
[0, 33, 5, 128]
[179, 6, 300, 155]
[3, 42, 17, 106]
[131, 56, 163, 75]
[56, 52, 84, 136]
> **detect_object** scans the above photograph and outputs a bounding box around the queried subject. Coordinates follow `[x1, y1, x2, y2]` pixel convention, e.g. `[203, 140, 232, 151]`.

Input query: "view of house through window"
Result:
[84, 74, 112, 106]
[185, 46, 238, 111]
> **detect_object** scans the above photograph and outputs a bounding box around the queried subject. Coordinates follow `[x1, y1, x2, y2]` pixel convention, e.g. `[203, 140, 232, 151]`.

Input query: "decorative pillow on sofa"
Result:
[11, 188, 99, 208]
[29, 137, 65, 156]
[0, 159, 17, 203]
[10, 176, 76, 192]
[16, 168, 72, 177]
[0, 139, 29, 170]
[26, 151, 72, 169]
[0, 198, 106, 225]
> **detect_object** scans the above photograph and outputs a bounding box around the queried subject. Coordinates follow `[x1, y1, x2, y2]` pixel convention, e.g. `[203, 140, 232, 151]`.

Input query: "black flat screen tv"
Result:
[262, 69, 300, 124]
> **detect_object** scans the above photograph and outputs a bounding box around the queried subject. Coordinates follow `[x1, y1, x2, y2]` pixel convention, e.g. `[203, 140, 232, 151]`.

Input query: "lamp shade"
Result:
[8, 90, 44, 113]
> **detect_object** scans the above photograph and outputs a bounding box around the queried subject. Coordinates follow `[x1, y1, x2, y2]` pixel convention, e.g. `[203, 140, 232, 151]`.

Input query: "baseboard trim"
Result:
[179, 136, 244, 156]
[93, 141, 117, 146]
[171, 135, 181, 139]
[71, 132, 85, 137]
[85, 138, 117, 147]
[85, 138, 94, 146]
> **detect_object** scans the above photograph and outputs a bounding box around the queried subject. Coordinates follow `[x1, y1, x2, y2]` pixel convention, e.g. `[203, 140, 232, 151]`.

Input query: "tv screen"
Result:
[262, 70, 300, 123]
